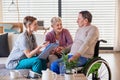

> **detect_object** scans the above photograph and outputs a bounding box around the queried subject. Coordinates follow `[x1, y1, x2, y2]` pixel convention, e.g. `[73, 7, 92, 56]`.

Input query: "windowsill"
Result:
[99, 50, 114, 53]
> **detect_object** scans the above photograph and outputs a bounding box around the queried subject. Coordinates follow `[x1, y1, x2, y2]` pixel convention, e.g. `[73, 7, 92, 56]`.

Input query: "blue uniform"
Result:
[6, 31, 46, 74]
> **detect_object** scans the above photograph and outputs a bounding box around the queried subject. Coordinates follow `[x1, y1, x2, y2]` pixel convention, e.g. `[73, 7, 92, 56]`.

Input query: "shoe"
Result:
[28, 70, 41, 79]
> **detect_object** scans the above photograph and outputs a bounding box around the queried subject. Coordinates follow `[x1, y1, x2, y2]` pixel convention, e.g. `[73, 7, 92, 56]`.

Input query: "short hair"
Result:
[51, 17, 62, 25]
[79, 11, 92, 23]
[23, 16, 37, 28]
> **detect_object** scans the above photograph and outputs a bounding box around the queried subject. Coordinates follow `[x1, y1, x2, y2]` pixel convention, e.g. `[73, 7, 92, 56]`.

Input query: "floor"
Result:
[0, 52, 119, 80]
[99, 51, 120, 80]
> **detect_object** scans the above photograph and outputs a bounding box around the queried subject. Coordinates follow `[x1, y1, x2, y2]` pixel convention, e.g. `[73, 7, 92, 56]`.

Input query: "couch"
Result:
[0, 33, 45, 76]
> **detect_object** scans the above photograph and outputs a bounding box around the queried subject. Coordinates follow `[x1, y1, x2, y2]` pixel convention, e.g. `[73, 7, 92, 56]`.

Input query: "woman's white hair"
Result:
[51, 17, 62, 25]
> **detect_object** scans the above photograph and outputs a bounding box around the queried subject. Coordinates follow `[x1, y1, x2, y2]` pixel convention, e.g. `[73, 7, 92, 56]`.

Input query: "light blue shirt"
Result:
[5, 31, 37, 69]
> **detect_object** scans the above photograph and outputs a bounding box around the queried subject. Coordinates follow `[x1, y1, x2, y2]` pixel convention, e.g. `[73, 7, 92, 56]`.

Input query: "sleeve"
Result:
[64, 29, 73, 47]
[45, 31, 56, 43]
[18, 35, 30, 51]
[45, 32, 50, 41]
[77, 26, 99, 55]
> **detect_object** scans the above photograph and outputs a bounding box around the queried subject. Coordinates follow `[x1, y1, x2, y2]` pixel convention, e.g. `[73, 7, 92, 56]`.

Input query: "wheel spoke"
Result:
[98, 63, 109, 79]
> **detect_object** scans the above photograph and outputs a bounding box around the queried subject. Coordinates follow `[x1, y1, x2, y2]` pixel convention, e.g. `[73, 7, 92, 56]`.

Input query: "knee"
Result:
[41, 59, 47, 64]
[50, 60, 58, 69]
[50, 61, 60, 74]
[49, 55, 58, 62]
[34, 58, 42, 64]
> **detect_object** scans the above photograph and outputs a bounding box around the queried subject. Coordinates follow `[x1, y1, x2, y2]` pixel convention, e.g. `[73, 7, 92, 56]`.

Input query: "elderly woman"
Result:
[45, 17, 73, 67]
[32, 17, 72, 68]
[6, 16, 48, 74]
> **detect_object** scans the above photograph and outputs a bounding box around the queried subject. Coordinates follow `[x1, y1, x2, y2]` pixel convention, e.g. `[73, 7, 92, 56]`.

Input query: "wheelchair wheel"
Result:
[83, 57, 111, 80]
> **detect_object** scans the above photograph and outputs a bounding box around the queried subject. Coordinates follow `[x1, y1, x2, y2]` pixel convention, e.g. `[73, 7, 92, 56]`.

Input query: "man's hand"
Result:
[68, 52, 81, 62]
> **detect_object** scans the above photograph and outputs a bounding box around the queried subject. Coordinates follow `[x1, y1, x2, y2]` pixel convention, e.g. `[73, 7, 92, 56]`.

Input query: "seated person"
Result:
[6, 16, 49, 74]
[46, 17, 73, 67]
[50, 10, 99, 74]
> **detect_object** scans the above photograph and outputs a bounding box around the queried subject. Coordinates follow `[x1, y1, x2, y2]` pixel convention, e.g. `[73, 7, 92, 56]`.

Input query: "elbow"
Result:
[27, 56, 31, 58]
[26, 54, 32, 58]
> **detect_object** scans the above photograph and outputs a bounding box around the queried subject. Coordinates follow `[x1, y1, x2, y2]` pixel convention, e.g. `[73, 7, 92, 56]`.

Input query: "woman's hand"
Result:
[41, 41, 49, 47]
[54, 46, 64, 54]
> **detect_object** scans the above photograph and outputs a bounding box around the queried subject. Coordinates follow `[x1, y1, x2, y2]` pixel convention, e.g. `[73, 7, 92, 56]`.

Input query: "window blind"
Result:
[2, 0, 58, 27]
[62, 0, 116, 47]
[2, 0, 116, 48]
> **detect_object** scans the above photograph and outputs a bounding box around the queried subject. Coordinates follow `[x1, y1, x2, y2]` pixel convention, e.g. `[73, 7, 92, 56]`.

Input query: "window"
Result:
[2, 0, 116, 48]
[2, 0, 58, 27]
[62, 0, 116, 48]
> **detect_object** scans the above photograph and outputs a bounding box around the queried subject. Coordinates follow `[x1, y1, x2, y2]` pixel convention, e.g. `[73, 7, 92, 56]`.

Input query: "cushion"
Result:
[0, 24, 13, 29]
[0, 33, 10, 57]
[4, 29, 19, 34]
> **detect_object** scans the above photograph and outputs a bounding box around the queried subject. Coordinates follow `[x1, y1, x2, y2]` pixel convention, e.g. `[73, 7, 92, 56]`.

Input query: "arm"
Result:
[45, 31, 56, 43]
[24, 42, 49, 58]
[64, 29, 73, 48]
[19, 35, 49, 58]
[23, 46, 42, 58]
[53, 29, 73, 54]
[55, 29, 73, 53]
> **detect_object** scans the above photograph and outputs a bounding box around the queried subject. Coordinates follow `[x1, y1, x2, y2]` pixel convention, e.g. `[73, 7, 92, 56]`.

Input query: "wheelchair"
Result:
[77, 40, 111, 80]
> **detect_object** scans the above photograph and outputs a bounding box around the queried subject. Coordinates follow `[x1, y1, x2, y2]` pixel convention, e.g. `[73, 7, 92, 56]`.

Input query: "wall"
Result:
[114, 0, 120, 51]
[118, 0, 120, 51]
[0, 0, 2, 21]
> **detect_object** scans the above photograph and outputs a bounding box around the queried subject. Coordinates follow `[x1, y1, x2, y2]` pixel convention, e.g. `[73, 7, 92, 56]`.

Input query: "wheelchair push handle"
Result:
[94, 39, 107, 57]
[99, 39, 107, 43]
